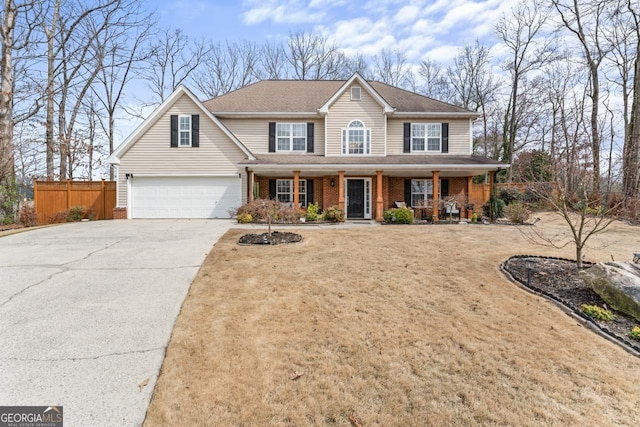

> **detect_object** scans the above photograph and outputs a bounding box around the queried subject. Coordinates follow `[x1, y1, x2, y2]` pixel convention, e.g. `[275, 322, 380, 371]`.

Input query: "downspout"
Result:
[245, 166, 250, 202]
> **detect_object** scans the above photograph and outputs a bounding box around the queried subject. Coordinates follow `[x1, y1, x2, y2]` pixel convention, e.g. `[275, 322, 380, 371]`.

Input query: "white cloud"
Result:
[423, 45, 462, 62]
[242, 0, 325, 25]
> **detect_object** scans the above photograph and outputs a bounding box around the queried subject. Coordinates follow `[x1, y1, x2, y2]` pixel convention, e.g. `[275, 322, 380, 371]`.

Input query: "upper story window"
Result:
[342, 120, 371, 155]
[179, 115, 191, 147]
[351, 86, 361, 101]
[411, 123, 441, 152]
[277, 123, 306, 152]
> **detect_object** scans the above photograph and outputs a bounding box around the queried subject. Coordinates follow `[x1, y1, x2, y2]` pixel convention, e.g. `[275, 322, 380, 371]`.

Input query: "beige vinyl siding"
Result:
[326, 83, 385, 156]
[386, 118, 471, 155]
[220, 118, 325, 155]
[117, 94, 246, 206]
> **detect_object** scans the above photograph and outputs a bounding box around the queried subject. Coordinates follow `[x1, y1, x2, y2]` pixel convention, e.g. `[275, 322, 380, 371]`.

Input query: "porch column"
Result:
[338, 171, 345, 211]
[376, 170, 384, 221]
[248, 170, 254, 202]
[293, 170, 300, 207]
[432, 170, 440, 221]
[467, 175, 473, 218]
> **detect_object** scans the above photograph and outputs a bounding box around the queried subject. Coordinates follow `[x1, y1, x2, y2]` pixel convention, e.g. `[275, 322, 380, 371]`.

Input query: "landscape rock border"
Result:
[238, 231, 303, 245]
[501, 255, 640, 358]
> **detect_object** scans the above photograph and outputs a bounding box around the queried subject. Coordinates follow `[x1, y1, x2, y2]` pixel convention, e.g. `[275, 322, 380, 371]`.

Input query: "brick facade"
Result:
[113, 207, 127, 219]
[253, 174, 474, 220]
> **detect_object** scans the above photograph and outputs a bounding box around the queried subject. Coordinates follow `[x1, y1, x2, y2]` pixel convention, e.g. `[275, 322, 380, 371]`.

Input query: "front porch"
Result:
[248, 170, 497, 222]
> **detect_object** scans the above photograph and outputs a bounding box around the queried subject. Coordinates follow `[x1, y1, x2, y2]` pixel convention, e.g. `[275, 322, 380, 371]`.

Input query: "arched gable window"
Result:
[342, 120, 371, 155]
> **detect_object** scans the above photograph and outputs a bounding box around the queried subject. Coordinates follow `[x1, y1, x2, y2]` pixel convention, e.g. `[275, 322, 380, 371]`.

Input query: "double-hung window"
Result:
[411, 179, 434, 207]
[179, 115, 191, 147]
[411, 123, 441, 152]
[276, 179, 307, 207]
[277, 123, 306, 152]
[342, 120, 371, 155]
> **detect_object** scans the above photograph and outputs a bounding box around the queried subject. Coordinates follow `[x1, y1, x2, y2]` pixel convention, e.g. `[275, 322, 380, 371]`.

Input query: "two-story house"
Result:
[108, 73, 507, 220]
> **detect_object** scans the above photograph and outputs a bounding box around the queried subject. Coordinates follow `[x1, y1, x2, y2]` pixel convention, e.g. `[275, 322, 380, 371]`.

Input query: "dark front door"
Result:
[347, 179, 365, 218]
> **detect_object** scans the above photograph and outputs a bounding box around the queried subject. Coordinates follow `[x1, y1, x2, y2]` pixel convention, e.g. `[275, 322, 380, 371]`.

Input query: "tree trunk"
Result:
[624, 45, 640, 198]
[0, 1, 16, 186]
[45, 0, 60, 180]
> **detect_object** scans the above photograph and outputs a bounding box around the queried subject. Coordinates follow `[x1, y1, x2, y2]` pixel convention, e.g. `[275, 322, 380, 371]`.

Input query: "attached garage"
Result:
[130, 176, 241, 219]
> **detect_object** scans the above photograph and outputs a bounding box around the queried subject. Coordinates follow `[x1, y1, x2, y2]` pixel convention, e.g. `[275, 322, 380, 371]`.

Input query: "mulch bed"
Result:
[238, 231, 302, 245]
[503, 256, 640, 355]
[0, 224, 24, 232]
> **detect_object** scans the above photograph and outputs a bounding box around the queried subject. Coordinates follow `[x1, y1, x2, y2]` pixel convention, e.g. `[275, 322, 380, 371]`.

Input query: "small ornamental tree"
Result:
[253, 199, 280, 236]
[522, 178, 622, 269]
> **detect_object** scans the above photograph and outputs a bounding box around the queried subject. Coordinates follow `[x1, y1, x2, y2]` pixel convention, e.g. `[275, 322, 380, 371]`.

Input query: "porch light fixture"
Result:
[330, 178, 335, 187]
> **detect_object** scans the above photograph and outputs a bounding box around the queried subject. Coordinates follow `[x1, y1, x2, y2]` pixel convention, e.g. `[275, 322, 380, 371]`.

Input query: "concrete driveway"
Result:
[0, 219, 233, 426]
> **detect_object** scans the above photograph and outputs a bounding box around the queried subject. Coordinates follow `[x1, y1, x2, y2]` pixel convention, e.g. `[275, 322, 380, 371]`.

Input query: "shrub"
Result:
[305, 202, 319, 222]
[482, 196, 505, 219]
[503, 202, 530, 224]
[279, 205, 305, 223]
[67, 205, 93, 222]
[629, 326, 640, 340]
[19, 204, 38, 227]
[237, 213, 253, 223]
[321, 205, 344, 222]
[580, 304, 615, 321]
[499, 188, 521, 205]
[471, 213, 478, 223]
[47, 211, 69, 224]
[383, 207, 414, 224]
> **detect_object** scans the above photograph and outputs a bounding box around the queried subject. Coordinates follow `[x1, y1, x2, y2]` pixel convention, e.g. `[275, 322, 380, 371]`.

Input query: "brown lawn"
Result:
[144, 214, 640, 426]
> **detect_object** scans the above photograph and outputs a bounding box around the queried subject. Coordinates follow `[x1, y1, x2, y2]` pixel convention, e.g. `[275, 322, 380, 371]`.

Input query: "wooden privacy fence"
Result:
[34, 180, 116, 223]
[468, 183, 490, 208]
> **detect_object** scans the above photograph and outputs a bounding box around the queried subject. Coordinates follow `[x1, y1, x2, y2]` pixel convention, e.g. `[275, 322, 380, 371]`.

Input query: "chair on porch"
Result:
[441, 202, 461, 221]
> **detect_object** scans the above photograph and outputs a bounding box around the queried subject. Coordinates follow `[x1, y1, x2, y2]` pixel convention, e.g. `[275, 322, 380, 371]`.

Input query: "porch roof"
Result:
[240, 154, 507, 168]
[240, 154, 508, 177]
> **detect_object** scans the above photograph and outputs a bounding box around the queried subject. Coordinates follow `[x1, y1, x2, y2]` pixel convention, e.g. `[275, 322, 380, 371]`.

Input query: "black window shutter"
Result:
[403, 123, 411, 153]
[307, 122, 314, 153]
[306, 179, 314, 205]
[404, 179, 412, 205]
[268, 122, 276, 152]
[191, 115, 199, 147]
[170, 115, 178, 147]
[269, 179, 276, 199]
[441, 123, 449, 153]
[441, 179, 449, 197]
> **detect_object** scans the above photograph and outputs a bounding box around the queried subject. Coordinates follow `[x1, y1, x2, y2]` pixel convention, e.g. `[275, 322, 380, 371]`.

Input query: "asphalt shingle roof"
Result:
[203, 80, 475, 114]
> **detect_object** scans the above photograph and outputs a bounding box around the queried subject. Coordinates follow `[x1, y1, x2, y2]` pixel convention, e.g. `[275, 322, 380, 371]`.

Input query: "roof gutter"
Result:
[391, 111, 481, 118]
[243, 163, 509, 170]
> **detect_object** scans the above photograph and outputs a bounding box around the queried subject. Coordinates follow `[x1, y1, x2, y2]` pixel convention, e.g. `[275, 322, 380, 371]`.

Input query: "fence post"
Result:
[101, 179, 106, 220]
[66, 180, 71, 210]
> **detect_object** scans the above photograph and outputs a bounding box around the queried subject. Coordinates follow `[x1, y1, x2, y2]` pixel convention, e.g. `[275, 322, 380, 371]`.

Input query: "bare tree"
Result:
[371, 48, 411, 87]
[417, 59, 451, 101]
[143, 28, 208, 104]
[552, 0, 611, 194]
[0, 0, 41, 221]
[623, 0, 640, 198]
[522, 177, 621, 269]
[260, 40, 287, 79]
[497, 0, 555, 178]
[194, 40, 262, 98]
[92, 3, 153, 179]
[286, 30, 349, 80]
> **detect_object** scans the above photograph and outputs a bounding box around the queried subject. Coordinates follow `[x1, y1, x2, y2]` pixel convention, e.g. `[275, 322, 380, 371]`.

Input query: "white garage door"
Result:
[131, 176, 241, 218]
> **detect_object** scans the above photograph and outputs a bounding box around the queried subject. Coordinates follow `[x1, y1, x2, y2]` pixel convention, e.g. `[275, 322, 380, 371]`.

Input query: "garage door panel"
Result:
[131, 177, 241, 219]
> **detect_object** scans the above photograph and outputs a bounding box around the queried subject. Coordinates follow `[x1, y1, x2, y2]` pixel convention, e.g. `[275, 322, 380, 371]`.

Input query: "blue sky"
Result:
[150, 0, 520, 62]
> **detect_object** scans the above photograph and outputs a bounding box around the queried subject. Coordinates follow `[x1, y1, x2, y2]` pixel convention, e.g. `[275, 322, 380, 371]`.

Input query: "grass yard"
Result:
[144, 214, 640, 426]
